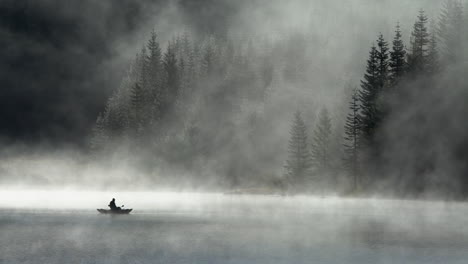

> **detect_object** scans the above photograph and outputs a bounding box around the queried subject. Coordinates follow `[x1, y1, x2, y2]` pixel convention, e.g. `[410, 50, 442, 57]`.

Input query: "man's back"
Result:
[109, 199, 117, 210]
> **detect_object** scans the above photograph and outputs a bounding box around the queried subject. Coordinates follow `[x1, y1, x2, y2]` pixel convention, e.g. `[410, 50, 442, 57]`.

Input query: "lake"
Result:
[1, 190, 467, 263]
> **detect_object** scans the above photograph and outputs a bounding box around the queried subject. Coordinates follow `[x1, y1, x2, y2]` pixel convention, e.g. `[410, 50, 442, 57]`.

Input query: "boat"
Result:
[97, 209, 133, 214]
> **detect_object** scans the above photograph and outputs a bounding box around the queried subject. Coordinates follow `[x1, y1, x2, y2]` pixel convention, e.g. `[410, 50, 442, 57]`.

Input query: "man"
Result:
[108, 198, 121, 211]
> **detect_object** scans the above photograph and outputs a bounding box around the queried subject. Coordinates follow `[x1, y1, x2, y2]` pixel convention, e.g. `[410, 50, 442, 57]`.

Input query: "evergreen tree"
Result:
[105, 97, 126, 136]
[343, 89, 361, 191]
[311, 108, 333, 172]
[427, 31, 440, 75]
[181, 31, 192, 58]
[408, 10, 430, 74]
[146, 30, 162, 121]
[201, 40, 216, 76]
[147, 30, 162, 84]
[359, 44, 380, 146]
[187, 43, 197, 82]
[192, 43, 202, 78]
[163, 42, 180, 116]
[285, 111, 312, 187]
[130, 82, 145, 132]
[437, 0, 464, 64]
[389, 23, 407, 84]
[90, 113, 109, 151]
[177, 57, 191, 121]
[376, 33, 390, 90]
[137, 46, 149, 89]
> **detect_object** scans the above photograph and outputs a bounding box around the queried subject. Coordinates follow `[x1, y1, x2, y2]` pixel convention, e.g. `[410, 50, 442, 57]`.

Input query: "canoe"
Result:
[97, 209, 133, 214]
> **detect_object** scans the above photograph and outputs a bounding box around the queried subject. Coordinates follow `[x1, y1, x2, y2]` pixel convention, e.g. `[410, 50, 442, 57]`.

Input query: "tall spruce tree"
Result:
[163, 42, 180, 116]
[90, 113, 109, 151]
[427, 31, 440, 75]
[146, 30, 162, 122]
[311, 108, 333, 172]
[408, 10, 430, 74]
[343, 89, 361, 191]
[285, 111, 312, 187]
[130, 82, 145, 132]
[137, 46, 149, 90]
[105, 97, 127, 137]
[376, 33, 390, 90]
[389, 23, 407, 84]
[201, 41, 216, 76]
[437, 0, 464, 64]
[359, 44, 379, 146]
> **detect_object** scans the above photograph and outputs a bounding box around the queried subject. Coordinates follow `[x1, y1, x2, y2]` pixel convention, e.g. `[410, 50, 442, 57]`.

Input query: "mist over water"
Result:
[1, 191, 468, 264]
[2, 0, 468, 263]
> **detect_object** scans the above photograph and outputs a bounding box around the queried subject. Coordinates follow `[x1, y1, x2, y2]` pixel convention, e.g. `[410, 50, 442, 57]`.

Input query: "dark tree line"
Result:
[342, 1, 468, 198]
[90, 31, 294, 188]
[92, 1, 468, 197]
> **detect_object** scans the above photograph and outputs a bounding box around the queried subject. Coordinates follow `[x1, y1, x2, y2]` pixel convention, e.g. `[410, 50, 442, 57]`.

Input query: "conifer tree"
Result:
[408, 10, 430, 74]
[192, 43, 201, 78]
[437, 0, 464, 64]
[130, 82, 145, 131]
[311, 108, 333, 172]
[359, 45, 380, 146]
[343, 89, 361, 191]
[427, 31, 440, 75]
[285, 111, 312, 186]
[138, 46, 149, 89]
[105, 97, 127, 136]
[389, 23, 407, 84]
[201, 41, 216, 76]
[376, 33, 389, 90]
[181, 31, 192, 58]
[163, 42, 180, 115]
[90, 113, 109, 151]
[146, 30, 162, 121]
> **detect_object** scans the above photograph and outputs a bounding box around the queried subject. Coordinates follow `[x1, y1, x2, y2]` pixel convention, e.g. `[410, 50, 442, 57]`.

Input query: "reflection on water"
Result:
[0, 190, 467, 264]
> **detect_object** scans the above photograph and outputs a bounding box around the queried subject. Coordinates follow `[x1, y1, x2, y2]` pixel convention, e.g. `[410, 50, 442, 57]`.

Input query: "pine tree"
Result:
[437, 0, 464, 64]
[192, 43, 201, 78]
[285, 111, 312, 187]
[376, 33, 389, 90]
[359, 44, 380, 146]
[146, 30, 162, 123]
[427, 31, 440, 75]
[343, 89, 361, 191]
[138, 46, 149, 89]
[311, 108, 332, 172]
[201, 40, 216, 76]
[177, 57, 191, 120]
[105, 97, 127, 136]
[181, 31, 192, 58]
[90, 113, 109, 151]
[408, 10, 430, 74]
[163, 42, 180, 115]
[130, 82, 145, 132]
[389, 23, 407, 84]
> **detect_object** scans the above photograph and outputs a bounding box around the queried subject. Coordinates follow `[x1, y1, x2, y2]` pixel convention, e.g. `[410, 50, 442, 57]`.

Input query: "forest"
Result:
[91, 1, 468, 198]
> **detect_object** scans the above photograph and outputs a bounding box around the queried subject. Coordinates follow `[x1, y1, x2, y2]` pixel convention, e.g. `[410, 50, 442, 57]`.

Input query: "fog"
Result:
[2, 0, 468, 262]
[2, 0, 461, 193]
[1, 190, 468, 263]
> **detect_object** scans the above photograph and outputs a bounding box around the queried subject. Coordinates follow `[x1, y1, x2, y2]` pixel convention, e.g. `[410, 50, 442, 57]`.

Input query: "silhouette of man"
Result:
[108, 198, 121, 211]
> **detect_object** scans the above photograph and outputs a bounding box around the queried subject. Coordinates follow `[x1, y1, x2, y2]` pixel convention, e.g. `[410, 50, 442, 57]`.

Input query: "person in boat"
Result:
[108, 198, 121, 211]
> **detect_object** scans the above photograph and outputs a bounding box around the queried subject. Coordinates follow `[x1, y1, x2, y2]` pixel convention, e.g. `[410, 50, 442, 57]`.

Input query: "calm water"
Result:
[1, 191, 467, 264]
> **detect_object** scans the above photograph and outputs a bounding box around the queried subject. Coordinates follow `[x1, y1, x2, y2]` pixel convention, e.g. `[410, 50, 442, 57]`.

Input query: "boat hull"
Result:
[97, 209, 133, 214]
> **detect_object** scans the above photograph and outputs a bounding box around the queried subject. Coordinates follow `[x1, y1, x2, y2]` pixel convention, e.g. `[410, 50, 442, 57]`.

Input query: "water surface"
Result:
[1, 190, 467, 264]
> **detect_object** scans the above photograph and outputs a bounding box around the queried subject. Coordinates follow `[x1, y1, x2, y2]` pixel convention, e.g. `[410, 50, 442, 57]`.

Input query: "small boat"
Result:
[97, 209, 133, 214]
